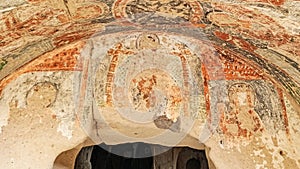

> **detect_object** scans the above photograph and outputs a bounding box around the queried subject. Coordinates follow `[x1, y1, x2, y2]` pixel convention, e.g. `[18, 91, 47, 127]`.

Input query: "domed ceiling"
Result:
[0, 0, 299, 169]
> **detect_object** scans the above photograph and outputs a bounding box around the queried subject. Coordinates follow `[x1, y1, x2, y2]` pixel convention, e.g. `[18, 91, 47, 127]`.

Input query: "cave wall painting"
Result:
[0, 30, 291, 145]
[85, 31, 207, 138]
[202, 49, 290, 142]
[62, 28, 291, 149]
[113, 0, 203, 24]
[0, 0, 299, 168]
[0, 41, 84, 137]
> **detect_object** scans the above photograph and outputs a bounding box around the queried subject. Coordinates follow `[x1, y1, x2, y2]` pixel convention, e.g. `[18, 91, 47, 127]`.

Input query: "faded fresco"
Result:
[0, 0, 300, 168]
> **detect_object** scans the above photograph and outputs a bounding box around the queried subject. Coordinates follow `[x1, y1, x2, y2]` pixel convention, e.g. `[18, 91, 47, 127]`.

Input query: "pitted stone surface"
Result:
[0, 0, 299, 168]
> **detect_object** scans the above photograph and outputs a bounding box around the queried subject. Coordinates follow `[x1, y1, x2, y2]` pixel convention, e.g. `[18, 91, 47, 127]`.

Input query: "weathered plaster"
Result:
[0, 0, 299, 168]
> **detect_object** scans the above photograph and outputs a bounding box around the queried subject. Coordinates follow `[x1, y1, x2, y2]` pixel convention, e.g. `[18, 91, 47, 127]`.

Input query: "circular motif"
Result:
[73, 4, 106, 20]
[26, 82, 57, 108]
[136, 33, 160, 49]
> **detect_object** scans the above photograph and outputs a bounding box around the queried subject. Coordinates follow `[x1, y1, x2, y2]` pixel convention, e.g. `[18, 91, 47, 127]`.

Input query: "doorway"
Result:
[74, 143, 209, 169]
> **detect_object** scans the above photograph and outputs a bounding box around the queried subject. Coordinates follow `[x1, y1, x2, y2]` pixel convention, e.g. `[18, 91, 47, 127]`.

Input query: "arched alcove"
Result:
[186, 158, 201, 169]
[74, 143, 211, 169]
[176, 147, 209, 169]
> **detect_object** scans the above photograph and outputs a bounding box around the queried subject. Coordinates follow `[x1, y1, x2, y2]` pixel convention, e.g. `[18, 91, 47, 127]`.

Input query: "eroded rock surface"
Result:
[0, 0, 299, 168]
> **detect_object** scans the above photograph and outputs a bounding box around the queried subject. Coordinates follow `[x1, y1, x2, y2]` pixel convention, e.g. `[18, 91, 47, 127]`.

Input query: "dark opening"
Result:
[75, 143, 154, 169]
[176, 147, 209, 169]
[90, 143, 153, 169]
[186, 158, 201, 169]
[74, 143, 210, 169]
